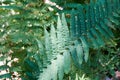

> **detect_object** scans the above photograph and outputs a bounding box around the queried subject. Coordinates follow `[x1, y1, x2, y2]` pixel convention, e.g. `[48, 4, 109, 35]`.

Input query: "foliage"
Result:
[0, 0, 53, 79]
[0, 0, 120, 80]
[38, 0, 120, 79]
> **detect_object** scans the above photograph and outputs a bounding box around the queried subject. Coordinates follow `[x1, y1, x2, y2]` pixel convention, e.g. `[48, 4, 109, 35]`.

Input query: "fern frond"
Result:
[38, 53, 71, 80]
[44, 28, 53, 62]
[38, 14, 71, 80]
[50, 24, 58, 57]
[61, 13, 70, 45]
[57, 15, 65, 51]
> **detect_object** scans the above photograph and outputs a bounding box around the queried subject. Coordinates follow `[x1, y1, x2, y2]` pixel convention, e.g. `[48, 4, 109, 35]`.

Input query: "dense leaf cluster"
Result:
[0, 0, 120, 80]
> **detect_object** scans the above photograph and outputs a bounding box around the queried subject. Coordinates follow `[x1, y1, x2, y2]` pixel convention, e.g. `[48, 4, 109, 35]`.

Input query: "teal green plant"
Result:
[0, 0, 120, 80]
[38, 0, 120, 79]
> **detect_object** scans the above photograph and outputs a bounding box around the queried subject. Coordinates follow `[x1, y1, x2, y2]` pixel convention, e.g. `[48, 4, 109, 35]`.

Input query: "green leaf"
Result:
[0, 56, 7, 61]
[44, 28, 52, 61]
[63, 50, 71, 74]
[75, 14, 81, 37]
[76, 43, 83, 65]
[24, 58, 39, 72]
[10, 66, 22, 72]
[104, 19, 116, 30]
[80, 36, 89, 62]
[57, 55, 64, 80]
[113, 12, 120, 18]
[69, 46, 80, 68]
[58, 64, 64, 80]
[109, 17, 120, 25]
[2, 0, 15, 4]
[57, 15, 64, 51]
[34, 54, 43, 71]
[90, 28, 105, 46]
[87, 31, 99, 48]
[50, 24, 57, 57]
[39, 55, 64, 80]
[0, 73, 11, 79]
[61, 13, 70, 44]
[36, 39, 44, 54]
[51, 60, 58, 80]
[0, 5, 23, 10]
[0, 65, 8, 71]
[78, 5, 86, 35]
[26, 72, 36, 80]
[70, 9, 76, 38]
[45, 28, 51, 52]
[96, 25, 117, 46]
[96, 25, 111, 39]
[100, 21, 114, 38]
